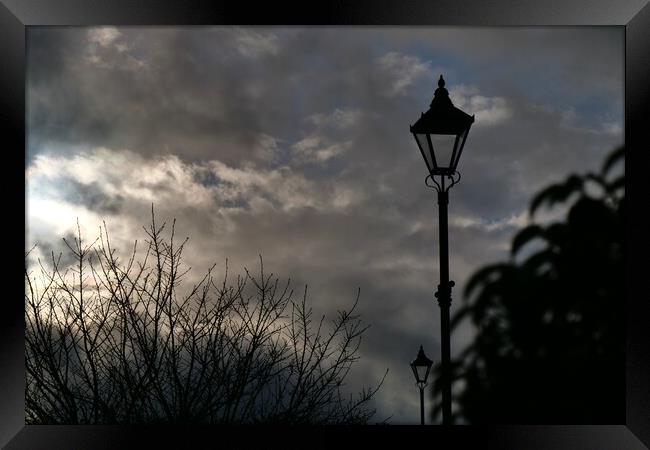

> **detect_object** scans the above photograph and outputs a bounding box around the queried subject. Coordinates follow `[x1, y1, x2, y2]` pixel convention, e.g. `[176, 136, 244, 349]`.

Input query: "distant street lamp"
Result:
[410, 345, 433, 425]
[410, 75, 474, 425]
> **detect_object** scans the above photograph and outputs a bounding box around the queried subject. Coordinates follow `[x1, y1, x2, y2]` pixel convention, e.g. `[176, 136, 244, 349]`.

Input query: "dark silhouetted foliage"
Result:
[432, 146, 625, 424]
[25, 209, 386, 424]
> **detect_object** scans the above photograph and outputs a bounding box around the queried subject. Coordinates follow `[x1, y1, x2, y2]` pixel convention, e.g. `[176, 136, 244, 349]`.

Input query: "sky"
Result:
[26, 26, 623, 424]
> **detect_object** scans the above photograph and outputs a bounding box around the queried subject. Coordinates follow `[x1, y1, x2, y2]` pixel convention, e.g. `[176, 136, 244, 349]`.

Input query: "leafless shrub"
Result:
[25, 208, 387, 424]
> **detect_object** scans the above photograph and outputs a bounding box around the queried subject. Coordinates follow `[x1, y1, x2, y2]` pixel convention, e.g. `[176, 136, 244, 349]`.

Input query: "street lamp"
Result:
[410, 345, 433, 425]
[410, 75, 474, 425]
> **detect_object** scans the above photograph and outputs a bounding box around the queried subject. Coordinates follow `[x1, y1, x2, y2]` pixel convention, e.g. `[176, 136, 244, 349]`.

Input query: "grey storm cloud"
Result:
[26, 26, 623, 423]
[30, 230, 81, 270]
[58, 177, 124, 214]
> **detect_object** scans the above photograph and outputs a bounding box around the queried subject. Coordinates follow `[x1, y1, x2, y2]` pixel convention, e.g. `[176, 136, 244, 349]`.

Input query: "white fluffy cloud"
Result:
[376, 51, 434, 96]
[450, 84, 512, 126]
[27, 147, 365, 240]
[232, 27, 280, 58]
[87, 27, 122, 48]
[84, 27, 143, 69]
[291, 135, 351, 164]
[306, 107, 363, 129]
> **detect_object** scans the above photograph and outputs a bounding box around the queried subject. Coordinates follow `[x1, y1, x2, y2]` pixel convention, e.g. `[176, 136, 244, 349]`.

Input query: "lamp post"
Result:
[410, 75, 474, 425]
[410, 345, 434, 425]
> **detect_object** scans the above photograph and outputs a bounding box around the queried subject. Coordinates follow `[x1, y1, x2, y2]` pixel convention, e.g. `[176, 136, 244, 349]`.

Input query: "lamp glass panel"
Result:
[429, 134, 459, 170]
[415, 133, 434, 170]
[415, 365, 429, 383]
[452, 127, 470, 168]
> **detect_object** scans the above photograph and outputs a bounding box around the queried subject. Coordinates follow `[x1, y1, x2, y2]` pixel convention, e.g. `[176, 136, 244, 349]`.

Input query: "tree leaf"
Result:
[606, 175, 625, 195]
[463, 263, 511, 300]
[529, 175, 584, 217]
[601, 146, 624, 176]
[543, 223, 568, 248]
[511, 224, 544, 256]
[521, 248, 555, 275]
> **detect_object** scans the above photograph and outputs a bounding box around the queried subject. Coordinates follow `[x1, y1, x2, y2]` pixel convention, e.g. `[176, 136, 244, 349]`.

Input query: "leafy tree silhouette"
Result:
[25, 208, 387, 424]
[431, 147, 625, 424]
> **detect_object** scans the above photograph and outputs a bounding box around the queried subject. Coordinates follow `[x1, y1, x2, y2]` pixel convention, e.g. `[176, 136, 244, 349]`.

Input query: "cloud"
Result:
[450, 84, 512, 126]
[291, 135, 350, 164]
[451, 210, 529, 232]
[232, 27, 280, 58]
[84, 27, 142, 70]
[376, 51, 434, 96]
[27, 147, 366, 237]
[87, 27, 122, 48]
[530, 103, 624, 137]
[251, 133, 283, 163]
[306, 107, 363, 129]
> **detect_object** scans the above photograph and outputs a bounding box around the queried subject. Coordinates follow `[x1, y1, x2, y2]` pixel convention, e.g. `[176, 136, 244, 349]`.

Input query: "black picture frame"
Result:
[4, 1, 649, 448]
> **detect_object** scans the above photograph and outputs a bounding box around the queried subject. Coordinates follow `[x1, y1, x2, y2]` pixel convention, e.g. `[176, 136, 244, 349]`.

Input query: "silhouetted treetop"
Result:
[432, 146, 624, 424]
[25, 209, 387, 424]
